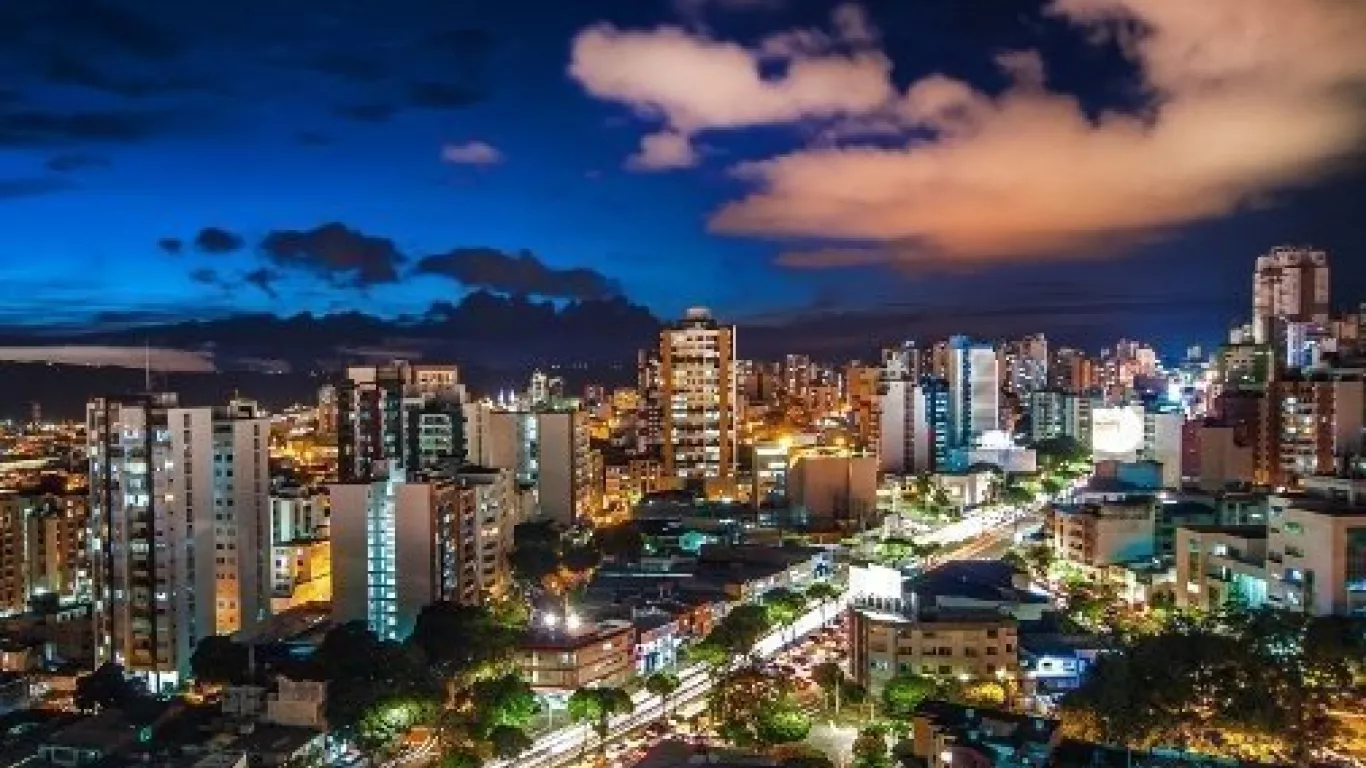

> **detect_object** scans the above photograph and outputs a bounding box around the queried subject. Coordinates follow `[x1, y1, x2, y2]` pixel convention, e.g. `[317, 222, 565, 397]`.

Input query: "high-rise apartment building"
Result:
[946, 336, 1000, 448]
[845, 364, 882, 453]
[659, 307, 738, 487]
[463, 402, 598, 525]
[1049, 347, 1095, 393]
[1253, 246, 1330, 345]
[1269, 377, 1365, 486]
[0, 491, 89, 614]
[879, 379, 931, 475]
[1001, 334, 1048, 397]
[329, 465, 518, 639]
[336, 361, 467, 482]
[87, 394, 270, 691]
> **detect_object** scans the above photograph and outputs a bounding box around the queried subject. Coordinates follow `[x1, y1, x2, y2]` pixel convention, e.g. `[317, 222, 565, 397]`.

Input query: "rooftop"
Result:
[1272, 491, 1366, 518]
[1178, 524, 1268, 539]
[519, 619, 634, 651]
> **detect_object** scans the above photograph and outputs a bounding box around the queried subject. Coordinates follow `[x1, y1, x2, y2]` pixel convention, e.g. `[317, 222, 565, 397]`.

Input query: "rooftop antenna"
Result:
[144, 340, 151, 392]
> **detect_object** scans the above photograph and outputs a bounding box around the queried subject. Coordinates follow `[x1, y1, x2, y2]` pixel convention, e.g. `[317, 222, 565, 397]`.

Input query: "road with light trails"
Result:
[486, 592, 852, 768]
[483, 514, 1033, 768]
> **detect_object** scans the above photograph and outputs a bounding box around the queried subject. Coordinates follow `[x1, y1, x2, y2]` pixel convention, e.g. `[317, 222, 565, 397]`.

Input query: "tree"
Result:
[407, 602, 520, 682]
[309, 623, 438, 746]
[190, 635, 251, 685]
[876, 537, 915, 567]
[596, 523, 645, 563]
[716, 604, 774, 657]
[510, 520, 561, 590]
[805, 582, 842, 626]
[880, 673, 934, 718]
[851, 725, 892, 768]
[811, 662, 846, 715]
[756, 695, 812, 748]
[765, 588, 808, 643]
[644, 671, 681, 724]
[487, 725, 533, 760]
[568, 686, 633, 762]
[75, 663, 143, 712]
[469, 673, 541, 736]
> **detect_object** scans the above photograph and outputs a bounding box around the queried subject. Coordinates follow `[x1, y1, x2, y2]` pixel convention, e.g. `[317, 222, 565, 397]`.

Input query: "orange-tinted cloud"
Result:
[569, 7, 894, 169]
[712, 0, 1366, 262]
[572, 0, 1366, 262]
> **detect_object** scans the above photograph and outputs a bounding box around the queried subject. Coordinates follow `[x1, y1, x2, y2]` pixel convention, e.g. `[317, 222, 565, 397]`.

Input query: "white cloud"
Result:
[628, 130, 699, 171]
[569, 11, 894, 172]
[707, 0, 1366, 263]
[440, 141, 503, 166]
[0, 346, 215, 372]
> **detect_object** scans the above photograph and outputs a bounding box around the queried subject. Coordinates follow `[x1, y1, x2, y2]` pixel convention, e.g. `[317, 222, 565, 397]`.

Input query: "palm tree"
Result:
[643, 671, 681, 725]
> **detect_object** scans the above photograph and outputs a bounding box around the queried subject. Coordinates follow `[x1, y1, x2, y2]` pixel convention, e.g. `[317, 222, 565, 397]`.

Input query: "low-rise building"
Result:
[850, 603, 1018, 695]
[515, 619, 636, 693]
[1267, 483, 1366, 616]
[1175, 525, 1270, 612]
[1049, 497, 1154, 569]
[909, 700, 1061, 768]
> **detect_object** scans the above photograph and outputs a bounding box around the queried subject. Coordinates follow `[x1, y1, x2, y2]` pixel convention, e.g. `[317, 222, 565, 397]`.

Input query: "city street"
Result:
[475, 514, 1031, 768]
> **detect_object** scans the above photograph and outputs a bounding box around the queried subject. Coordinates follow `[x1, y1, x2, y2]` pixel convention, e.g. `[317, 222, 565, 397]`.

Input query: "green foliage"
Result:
[880, 673, 934, 718]
[568, 686, 634, 757]
[1059, 608, 1365, 763]
[851, 725, 892, 768]
[708, 668, 808, 748]
[765, 588, 808, 627]
[308, 622, 439, 745]
[805, 582, 842, 603]
[755, 695, 812, 746]
[469, 673, 541, 736]
[406, 601, 520, 679]
[510, 520, 562, 587]
[190, 635, 251, 685]
[74, 663, 146, 712]
[811, 661, 845, 713]
[487, 725, 533, 760]
[644, 671, 682, 722]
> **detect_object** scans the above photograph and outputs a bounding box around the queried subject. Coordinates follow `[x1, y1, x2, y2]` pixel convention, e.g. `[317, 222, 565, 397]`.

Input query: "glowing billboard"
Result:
[1091, 406, 1144, 459]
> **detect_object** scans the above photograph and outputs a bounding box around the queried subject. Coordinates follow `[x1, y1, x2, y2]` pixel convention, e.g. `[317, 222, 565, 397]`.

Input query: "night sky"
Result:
[2, 0, 1365, 358]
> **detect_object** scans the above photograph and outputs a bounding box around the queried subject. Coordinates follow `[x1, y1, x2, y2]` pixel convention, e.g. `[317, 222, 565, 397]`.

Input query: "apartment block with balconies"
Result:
[850, 604, 1018, 695]
[1174, 525, 1269, 612]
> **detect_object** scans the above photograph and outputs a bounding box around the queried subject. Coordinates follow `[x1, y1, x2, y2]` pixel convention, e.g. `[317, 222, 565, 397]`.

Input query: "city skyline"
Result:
[1, 0, 1365, 357]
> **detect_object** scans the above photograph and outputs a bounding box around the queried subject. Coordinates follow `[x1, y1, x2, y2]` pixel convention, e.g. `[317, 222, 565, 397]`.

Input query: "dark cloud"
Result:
[158, 237, 183, 255]
[39, 52, 211, 98]
[333, 102, 397, 123]
[296, 131, 333, 147]
[244, 268, 279, 298]
[43, 0, 181, 60]
[424, 28, 494, 54]
[45, 152, 110, 173]
[194, 226, 245, 254]
[406, 81, 483, 110]
[260, 223, 404, 289]
[0, 109, 166, 146]
[0, 177, 74, 199]
[415, 248, 623, 300]
[188, 267, 228, 289]
[304, 52, 390, 83]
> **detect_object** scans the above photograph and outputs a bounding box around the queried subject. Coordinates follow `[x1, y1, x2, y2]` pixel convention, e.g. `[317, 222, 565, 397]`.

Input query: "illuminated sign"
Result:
[1091, 406, 1144, 458]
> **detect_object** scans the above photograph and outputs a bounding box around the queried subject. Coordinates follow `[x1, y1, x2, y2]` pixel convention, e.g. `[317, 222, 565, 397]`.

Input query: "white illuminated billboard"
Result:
[848, 564, 903, 601]
[1091, 406, 1144, 459]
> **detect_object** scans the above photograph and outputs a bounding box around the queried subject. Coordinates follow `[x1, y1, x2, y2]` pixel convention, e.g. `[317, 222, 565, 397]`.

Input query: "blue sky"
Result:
[1, 0, 1364, 355]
